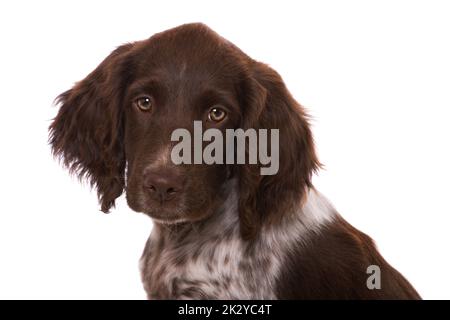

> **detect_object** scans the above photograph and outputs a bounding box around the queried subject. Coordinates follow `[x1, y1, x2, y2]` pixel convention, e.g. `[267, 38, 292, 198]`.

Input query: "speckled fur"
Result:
[139, 179, 336, 299]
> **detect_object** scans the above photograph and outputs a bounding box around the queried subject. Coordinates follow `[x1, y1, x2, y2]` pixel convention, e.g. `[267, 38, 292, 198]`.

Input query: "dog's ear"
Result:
[49, 43, 134, 212]
[238, 61, 321, 240]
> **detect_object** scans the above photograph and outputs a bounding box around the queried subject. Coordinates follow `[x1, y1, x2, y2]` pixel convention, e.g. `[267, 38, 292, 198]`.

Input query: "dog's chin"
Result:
[138, 206, 185, 223]
[147, 209, 214, 226]
[139, 203, 218, 226]
[130, 201, 205, 225]
[126, 191, 220, 225]
[150, 216, 189, 225]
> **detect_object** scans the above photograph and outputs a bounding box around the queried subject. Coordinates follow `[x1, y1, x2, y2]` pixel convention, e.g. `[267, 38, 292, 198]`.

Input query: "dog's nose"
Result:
[142, 170, 184, 203]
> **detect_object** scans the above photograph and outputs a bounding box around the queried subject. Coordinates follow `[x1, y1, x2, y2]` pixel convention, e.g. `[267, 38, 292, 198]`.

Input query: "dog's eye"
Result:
[208, 106, 227, 122]
[135, 96, 152, 111]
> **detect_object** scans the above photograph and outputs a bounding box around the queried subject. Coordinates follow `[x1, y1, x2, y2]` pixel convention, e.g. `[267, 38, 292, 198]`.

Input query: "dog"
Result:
[49, 23, 420, 299]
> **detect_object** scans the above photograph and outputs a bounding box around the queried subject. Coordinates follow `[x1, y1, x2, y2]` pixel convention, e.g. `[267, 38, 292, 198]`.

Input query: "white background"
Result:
[0, 0, 449, 299]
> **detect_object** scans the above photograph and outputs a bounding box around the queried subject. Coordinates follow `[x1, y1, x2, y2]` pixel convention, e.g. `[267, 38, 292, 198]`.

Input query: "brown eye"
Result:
[208, 106, 227, 122]
[135, 96, 152, 111]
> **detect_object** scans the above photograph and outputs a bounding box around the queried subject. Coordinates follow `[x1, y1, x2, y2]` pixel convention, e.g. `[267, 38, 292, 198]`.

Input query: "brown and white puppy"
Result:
[49, 23, 420, 299]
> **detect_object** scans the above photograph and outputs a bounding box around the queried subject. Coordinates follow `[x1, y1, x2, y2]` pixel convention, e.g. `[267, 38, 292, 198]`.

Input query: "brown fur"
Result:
[276, 216, 420, 299]
[49, 23, 420, 299]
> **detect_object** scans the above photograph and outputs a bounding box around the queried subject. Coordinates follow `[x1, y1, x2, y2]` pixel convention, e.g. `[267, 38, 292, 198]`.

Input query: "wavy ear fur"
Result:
[49, 44, 134, 212]
[238, 61, 321, 240]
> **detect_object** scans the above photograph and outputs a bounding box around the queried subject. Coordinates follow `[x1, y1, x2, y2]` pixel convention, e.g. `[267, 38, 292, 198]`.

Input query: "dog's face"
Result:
[123, 29, 244, 223]
[49, 23, 319, 238]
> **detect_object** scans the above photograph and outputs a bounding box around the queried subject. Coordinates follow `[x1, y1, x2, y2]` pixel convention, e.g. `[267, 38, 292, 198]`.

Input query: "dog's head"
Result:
[49, 23, 320, 239]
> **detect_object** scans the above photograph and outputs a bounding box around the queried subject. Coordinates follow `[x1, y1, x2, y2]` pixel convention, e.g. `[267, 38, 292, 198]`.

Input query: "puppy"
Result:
[50, 23, 420, 299]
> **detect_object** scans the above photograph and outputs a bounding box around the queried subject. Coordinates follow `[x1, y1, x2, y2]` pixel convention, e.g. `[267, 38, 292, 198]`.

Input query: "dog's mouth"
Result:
[150, 216, 189, 225]
[126, 177, 230, 225]
[144, 205, 214, 226]
[138, 202, 187, 223]
[138, 197, 218, 226]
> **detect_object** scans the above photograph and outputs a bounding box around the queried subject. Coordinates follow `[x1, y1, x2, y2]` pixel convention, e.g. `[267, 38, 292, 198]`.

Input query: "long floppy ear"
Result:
[49, 43, 134, 212]
[238, 61, 321, 239]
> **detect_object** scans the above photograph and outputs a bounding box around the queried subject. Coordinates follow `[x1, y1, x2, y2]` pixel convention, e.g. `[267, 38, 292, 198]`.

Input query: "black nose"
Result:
[142, 169, 184, 203]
